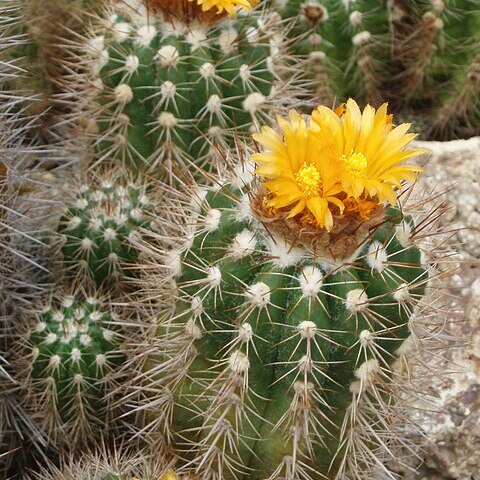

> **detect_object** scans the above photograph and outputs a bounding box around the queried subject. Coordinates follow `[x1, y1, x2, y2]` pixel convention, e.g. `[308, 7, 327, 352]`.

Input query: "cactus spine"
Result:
[32, 447, 175, 480]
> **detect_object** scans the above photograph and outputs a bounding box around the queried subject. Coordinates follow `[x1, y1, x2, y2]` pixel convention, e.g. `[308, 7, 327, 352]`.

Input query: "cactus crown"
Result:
[25, 292, 126, 445]
[252, 99, 426, 234]
[59, 177, 153, 289]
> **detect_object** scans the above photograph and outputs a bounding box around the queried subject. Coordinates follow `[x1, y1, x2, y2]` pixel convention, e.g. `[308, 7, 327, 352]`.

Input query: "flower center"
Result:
[342, 152, 368, 179]
[295, 163, 322, 197]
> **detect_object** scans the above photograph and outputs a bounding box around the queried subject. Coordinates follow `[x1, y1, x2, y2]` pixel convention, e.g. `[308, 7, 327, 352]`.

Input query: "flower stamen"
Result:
[341, 152, 368, 179]
[294, 163, 322, 198]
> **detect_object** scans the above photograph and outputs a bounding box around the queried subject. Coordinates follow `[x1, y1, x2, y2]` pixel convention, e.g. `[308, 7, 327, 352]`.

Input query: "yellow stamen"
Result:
[294, 163, 322, 197]
[341, 152, 367, 179]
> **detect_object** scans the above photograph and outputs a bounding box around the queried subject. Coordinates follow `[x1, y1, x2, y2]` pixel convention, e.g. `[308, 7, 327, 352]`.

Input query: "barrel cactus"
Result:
[58, 175, 154, 290]
[134, 99, 439, 479]
[18, 291, 130, 448]
[79, 0, 302, 176]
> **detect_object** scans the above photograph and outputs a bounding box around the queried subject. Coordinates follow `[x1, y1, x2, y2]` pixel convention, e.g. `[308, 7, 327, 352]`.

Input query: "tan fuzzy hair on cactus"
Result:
[127, 101, 455, 479]
[146, 0, 259, 21]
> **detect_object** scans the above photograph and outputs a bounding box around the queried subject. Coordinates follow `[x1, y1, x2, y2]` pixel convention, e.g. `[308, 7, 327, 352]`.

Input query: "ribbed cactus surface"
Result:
[143, 177, 428, 479]
[272, 0, 392, 105]
[59, 178, 153, 289]
[271, 0, 480, 139]
[84, 5, 296, 175]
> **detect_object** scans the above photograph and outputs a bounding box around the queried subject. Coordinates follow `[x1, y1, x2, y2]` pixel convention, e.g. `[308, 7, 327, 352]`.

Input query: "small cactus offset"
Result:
[135, 100, 440, 479]
[18, 290, 129, 448]
[79, 0, 302, 176]
[58, 175, 154, 290]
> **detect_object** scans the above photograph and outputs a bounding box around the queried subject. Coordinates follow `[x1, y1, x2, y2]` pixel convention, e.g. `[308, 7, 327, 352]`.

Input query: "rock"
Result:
[402, 137, 480, 480]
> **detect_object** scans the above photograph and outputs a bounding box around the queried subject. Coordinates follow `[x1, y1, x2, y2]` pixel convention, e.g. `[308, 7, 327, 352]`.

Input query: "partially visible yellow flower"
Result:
[252, 110, 345, 231]
[160, 470, 177, 480]
[311, 98, 427, 205]
[190, 0, 259, 16]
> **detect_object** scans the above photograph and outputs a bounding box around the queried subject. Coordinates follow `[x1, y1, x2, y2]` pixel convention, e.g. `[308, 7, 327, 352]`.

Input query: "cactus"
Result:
[17, 291, 130, 448]
[78, 0, 302, 176]
[0, 0, 107, 145]
[58, 175, 154, 290]
[271, 0, 480, 140]
[133, 100, 442, 479]
[31, 445, 176, 480]
[270, 0, 394, 106]
[393, 0, 480, 139]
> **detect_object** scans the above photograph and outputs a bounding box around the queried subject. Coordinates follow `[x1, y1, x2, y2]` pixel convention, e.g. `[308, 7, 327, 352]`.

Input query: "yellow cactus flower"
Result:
[190, 0, 259, 16]
[252, 110, 345, 231]
[252, 101, 427, 232]
[311, 98, 427, 205]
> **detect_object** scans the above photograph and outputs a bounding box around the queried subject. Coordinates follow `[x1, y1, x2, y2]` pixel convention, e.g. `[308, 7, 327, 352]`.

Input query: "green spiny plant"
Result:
[58, 174, 155, 290]
[0, 0, 108, 145]
[392, 0, 480, 139]
[271, 0, 480, 140]
[130, 102, 448, 479]
[75, 0, 303, 177]
[17, 290, 132, 449]
[270, 0, 394, 106]
[0, 44, 56, 476]
[31, 446, 176, 480]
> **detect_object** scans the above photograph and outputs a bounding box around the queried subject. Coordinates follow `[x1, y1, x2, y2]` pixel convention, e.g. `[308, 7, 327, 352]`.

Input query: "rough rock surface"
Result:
[404, 138, 480, 480]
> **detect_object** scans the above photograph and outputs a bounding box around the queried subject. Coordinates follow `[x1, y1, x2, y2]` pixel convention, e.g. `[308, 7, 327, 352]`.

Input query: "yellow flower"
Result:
[190, 0, 259, 16]
[160, 470, 177, 480]
[311, 98, 427, 205]
[252, 110, 345, 231]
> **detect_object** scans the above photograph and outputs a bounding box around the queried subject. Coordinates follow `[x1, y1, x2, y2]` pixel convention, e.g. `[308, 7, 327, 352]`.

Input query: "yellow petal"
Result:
[306, 197, 331, 229]
[286, 199, 307, 218]
[343, 98, 362, 154]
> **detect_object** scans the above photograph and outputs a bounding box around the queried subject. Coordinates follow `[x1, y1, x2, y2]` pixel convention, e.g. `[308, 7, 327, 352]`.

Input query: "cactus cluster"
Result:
[80, 1, 301, 175]
[0, 0, 463, 478]
[59, 177, 154, 289]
